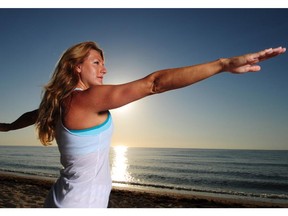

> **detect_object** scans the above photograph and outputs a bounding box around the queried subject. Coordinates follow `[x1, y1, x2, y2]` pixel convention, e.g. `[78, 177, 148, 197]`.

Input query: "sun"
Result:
[113, 145, 128, 151]
[113, 102, 135, 115]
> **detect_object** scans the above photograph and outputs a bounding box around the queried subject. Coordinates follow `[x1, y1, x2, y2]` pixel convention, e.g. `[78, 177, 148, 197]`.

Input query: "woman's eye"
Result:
[94, 61, 99, 65]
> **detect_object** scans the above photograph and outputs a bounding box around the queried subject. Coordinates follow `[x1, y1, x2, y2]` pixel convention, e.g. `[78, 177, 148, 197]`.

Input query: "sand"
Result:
[0, 171, 287, 208]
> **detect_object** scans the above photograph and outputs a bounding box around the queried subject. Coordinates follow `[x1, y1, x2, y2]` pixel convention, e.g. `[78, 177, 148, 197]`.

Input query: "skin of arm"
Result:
[0, 109, 38, 132]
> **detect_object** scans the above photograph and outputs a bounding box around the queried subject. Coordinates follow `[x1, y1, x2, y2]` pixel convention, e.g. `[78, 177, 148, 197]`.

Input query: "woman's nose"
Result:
[101, 66, 107, 74]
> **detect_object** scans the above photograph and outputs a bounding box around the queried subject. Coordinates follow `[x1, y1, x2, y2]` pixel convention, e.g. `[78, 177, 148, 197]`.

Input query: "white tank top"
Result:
[44, 112, 114, 208]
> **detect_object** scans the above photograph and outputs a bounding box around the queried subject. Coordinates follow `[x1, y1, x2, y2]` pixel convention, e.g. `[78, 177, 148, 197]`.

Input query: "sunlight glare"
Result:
[111, 145, 132, 186]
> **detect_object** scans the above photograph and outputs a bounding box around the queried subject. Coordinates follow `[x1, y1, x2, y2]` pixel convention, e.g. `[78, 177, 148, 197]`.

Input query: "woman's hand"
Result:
[221, 46, 286, 74]
[0, 123, 11, 132]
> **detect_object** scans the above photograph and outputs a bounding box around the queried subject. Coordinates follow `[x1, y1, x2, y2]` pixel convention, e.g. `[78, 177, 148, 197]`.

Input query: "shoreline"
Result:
[0, 171, 287, 208]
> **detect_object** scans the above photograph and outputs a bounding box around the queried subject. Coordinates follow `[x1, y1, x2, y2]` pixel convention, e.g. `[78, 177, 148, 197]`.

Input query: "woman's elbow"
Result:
[145, 74, 165, 95]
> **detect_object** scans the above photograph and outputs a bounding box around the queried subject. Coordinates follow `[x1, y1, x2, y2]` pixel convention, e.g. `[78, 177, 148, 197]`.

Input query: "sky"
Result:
[0, 7, 287, 150]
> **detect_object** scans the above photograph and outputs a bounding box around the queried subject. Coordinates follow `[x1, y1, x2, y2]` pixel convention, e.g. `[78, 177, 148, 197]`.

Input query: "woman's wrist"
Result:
[218, 58, 230, 73]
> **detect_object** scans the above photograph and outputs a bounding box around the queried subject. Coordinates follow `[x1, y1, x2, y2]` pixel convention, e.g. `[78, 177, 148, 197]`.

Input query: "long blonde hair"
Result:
[36, 41, 104, 145]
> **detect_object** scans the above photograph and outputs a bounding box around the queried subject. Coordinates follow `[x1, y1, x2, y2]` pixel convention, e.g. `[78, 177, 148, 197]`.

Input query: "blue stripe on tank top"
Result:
[68, 112, 111, 136]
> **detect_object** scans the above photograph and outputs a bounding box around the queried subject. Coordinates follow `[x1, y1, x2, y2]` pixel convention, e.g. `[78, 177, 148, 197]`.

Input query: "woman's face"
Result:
[76, 49, 107, 88]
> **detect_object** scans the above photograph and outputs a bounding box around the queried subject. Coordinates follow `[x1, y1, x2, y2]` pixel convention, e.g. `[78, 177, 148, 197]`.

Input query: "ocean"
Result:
[0, 146, 287, 204]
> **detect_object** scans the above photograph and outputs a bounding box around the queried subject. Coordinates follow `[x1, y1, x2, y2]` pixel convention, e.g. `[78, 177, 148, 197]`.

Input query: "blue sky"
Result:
[0, 8, 287, 150]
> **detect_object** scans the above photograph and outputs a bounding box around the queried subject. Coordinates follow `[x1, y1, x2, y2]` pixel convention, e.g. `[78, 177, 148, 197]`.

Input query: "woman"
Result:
[0, 41, 285, 207]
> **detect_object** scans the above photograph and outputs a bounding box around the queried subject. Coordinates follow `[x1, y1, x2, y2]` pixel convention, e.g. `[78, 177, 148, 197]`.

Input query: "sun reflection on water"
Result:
[111, 145, 132, 186]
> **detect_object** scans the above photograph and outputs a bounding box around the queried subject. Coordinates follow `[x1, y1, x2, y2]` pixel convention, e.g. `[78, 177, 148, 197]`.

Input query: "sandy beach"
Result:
[0, 171, 287, 208]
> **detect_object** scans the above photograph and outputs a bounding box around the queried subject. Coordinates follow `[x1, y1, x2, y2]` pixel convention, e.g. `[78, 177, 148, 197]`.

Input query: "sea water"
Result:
[0, 146, 287, 204]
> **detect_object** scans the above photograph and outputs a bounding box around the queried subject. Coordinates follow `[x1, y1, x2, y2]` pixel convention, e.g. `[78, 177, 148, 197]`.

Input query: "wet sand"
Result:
[0, 171, 287, 208]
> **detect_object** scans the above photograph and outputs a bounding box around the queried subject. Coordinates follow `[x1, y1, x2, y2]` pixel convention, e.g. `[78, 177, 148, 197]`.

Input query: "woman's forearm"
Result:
[149, 59, 223, 94]
[0, 109, 38, 131]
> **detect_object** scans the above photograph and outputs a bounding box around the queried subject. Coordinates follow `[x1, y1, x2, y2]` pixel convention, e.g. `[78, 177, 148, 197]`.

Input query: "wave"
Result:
[0, 161, 60, 172]
[129, 164, 288, 182]
[112, 180, 288, 201]
[1, 168, 287, 202]
[0, 168, 59, 178]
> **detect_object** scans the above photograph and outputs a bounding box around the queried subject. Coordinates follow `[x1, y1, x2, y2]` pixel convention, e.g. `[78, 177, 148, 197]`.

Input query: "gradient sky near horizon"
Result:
[0, 8, 287, 150]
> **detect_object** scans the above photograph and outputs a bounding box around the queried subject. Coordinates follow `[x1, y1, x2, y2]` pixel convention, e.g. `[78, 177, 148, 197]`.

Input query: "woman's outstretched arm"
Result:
[149, 47, 286, 93]
[0, 109, 38, 132]
[79, 47, 286, 112]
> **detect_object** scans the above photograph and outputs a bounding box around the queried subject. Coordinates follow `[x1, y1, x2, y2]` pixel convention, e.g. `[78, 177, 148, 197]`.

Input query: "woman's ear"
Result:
[75, 64, 82, 73]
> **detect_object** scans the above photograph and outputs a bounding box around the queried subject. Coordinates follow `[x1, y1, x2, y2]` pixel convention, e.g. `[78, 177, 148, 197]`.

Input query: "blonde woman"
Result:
[0, 41, 285, 207]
